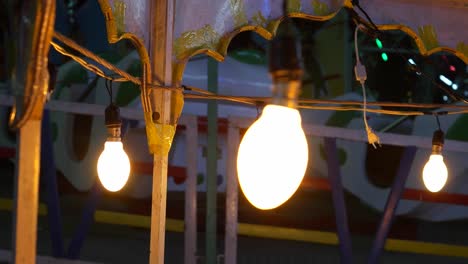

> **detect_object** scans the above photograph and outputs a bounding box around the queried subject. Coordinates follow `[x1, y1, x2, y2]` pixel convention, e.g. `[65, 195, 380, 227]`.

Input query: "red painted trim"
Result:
[301, 177, 468, 206]
[4, 142, 468, 207]
[176, 116, 229, 134]
[131, 161, 468, 207]
[402, 188, 468, 206]
[301, 177, 331, 191]
[132, 161, 187, 184]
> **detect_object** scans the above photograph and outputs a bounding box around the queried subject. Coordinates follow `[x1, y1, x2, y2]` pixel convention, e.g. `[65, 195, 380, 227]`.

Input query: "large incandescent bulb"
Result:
[422, 154, 447, 193]
[422, 129, 448, 193]
[97, 103, 131, 192]
[237, 104, 309, 210]
[97, 141, 131, 192]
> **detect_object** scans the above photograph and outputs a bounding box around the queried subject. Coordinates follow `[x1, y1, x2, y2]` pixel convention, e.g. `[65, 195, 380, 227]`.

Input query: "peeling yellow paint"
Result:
[418, 25, 439, 51]
[174, 25, 221, 60]
[287, 0, 301, 13]
[343, 0, 353, 8]
[456, 42, 468, 59]
[113, 0, 126, 35]
[312, 0, 330, 16]
[230, 0, 248, 28]
[252, 11, 268, 28]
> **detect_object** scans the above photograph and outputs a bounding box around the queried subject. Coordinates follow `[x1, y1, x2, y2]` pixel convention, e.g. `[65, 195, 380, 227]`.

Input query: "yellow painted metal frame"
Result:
[97, 0, 152, 114]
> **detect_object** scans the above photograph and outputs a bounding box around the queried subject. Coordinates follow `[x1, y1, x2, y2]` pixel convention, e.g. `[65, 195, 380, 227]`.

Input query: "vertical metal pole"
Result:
[150, 156, 169, 264]
[149, 0, 175, 263]
[368, 146, 417, 264]
[224, 119, 240, 264]
[12, 120, 42, 264]
[206, 58, 218, 264]
[185, 115, 198, 264]
[324, 138, 352, 264]
[41, 110, 65, 258]
[10, 0, 54, 260]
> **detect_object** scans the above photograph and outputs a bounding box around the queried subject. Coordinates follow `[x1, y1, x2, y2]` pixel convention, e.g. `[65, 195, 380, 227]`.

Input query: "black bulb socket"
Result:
[268, 18, 303, 108]
[431, 129, 444, 155]
[105, 103, 122, 141]
[268, 18, 303, 79]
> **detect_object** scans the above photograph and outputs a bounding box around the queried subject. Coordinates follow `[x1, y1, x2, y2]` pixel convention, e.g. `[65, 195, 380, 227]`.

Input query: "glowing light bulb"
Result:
[422, 129, 447, 193]
[422, 154, 447, 192]
[237, 105, 309, 210]
[97, 141, 131, 192]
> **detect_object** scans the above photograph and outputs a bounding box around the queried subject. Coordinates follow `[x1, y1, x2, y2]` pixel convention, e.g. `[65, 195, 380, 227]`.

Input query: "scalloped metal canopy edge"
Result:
[97, 0, 467, 84]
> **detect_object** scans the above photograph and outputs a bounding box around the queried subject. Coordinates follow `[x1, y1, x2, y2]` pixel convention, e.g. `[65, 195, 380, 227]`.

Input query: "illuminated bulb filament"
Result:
[422, 154, 448, 193]
[97, 141, 131, 192]
[237, 105, 309, 210]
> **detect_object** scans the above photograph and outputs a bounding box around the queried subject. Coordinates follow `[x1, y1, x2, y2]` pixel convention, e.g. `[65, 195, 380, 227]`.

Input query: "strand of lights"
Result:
[52, 35, 468, 115]
[439, 75, 453, 86]
[438, 75, 459, 91]
[352, 0, 453, 194]
[184, 92, 468, 111]
[51, 16, 465, 197]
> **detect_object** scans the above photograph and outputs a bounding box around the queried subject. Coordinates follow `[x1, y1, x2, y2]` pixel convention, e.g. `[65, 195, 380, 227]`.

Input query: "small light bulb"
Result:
[237, 105, 309, 210]
[97, 141, 131, 192]
[439, 75, 453, 86]
[422, 154, 447, 192]
[422, 129, 447, 192]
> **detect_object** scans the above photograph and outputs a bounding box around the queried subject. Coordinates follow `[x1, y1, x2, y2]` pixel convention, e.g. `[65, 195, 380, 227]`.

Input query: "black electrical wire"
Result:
[351, 0, 380, 33]
[349, 6, 468, 105]
[105, 79, 113, 104]
[383, 36, 468, 104]
[435, 114, 442, 131]
[282, 0, 287, 16]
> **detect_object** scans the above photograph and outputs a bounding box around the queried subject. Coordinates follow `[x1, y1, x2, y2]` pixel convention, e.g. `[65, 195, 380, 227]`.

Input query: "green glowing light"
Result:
[381, 53, 388, 61]
[375, 38, 383, 49]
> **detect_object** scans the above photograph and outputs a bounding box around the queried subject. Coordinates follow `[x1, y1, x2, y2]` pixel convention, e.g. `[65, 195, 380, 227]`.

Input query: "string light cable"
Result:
[351, 0, 381, 33]
[50, 41, 120, 82]
[354, 24, 380, 148]
[51, 32, 181, 93]
[48, 31, 468, 118]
